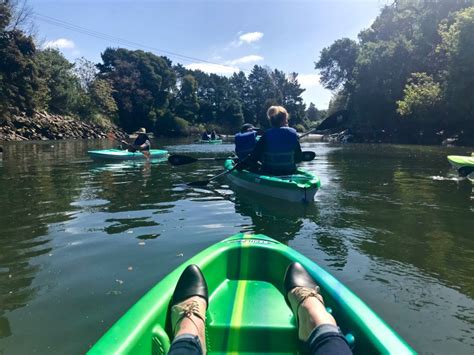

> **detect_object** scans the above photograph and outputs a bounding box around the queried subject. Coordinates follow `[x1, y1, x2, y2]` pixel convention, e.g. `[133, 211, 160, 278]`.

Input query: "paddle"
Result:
[299, 109, 349, 139]
[458, 166, 474, 177]
[168, 154, 230, 166]
[188, 151, 316, 187]
[107, 132, 150, 157]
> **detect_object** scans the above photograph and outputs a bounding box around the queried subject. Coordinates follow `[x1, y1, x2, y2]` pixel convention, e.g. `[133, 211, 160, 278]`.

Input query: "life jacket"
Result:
[235, 131, 257, 159]
[262, 127, 299, 174]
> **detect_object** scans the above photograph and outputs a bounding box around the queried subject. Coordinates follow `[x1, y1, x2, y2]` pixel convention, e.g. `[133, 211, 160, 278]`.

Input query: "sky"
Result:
[30, 0, 390, 109]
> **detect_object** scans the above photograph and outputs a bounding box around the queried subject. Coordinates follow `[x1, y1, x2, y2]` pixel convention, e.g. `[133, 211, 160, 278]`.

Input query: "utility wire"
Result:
[33, 12, 251, 73]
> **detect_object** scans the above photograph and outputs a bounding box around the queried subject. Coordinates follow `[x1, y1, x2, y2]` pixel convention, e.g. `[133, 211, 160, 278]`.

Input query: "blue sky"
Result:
[31, 0, 389, 109]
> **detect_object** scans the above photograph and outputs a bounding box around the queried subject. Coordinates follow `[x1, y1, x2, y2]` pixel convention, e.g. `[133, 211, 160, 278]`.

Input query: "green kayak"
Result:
[88, 233, 415, 354]
[224, 159, 320, 203]
[88, 149, 168, 160]
[199, 139, 222, 144]
[447, 155, 474, 169]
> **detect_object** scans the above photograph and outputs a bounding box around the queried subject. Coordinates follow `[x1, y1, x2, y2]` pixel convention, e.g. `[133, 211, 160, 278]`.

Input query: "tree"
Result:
[438, 6, 474, 126]
[0, 1, 40, 116]
[98, 48, 176, 132]
[315, 38, 359, 91]
[305, 103, 320, 122]
[220, 99, 244, 132]
[35, 48, 82, 115]
[174, 74, 199, 123]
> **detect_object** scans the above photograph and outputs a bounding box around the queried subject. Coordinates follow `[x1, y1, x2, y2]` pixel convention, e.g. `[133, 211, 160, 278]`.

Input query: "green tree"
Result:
[316, 38, 358, 90]
[98, 48, 176, 133]
[0, 2, 39, 116]
[35, 48, 82, 115]
[438, 6, 474, 126]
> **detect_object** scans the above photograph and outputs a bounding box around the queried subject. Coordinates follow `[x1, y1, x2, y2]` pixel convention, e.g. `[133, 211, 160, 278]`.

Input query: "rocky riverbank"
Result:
[0, 112, 126, 141]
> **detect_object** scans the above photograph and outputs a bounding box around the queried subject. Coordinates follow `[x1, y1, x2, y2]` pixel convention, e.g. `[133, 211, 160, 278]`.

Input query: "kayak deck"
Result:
[88, 149, 168, 160]
[88, 234, 415, 354]
[224, 159, 320, 203]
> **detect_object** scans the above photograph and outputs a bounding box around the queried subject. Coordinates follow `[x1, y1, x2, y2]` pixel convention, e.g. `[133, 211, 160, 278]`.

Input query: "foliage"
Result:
[316, 0, 474, 144]
[397, 73, 442, 119]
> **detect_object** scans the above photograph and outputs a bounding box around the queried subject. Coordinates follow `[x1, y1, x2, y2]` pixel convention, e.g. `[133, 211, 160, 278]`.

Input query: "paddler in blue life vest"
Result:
[235, 123, 259, 159]
[249, 105, 303, 175]
[201, 131, 210, 141]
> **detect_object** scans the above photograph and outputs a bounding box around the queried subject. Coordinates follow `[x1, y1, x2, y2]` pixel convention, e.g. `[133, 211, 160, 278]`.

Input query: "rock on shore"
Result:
[0, 111, 126, 141]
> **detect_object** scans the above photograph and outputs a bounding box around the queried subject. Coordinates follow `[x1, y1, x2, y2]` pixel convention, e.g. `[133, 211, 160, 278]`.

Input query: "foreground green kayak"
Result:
[88, 234, 415, 354]
[88, 149, 168, 160]
[447, 155, 474, 169]
[199, 139, 223, 144]
[224, 159, 320, 203]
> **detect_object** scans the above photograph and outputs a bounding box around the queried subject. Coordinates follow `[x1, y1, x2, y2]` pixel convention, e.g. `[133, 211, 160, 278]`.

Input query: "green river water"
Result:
[0, 138, 473, 354]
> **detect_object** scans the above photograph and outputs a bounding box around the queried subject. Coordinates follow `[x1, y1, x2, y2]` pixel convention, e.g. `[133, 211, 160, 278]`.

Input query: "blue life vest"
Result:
[262, 127, 299, 174]
[235, 131, 257, 159]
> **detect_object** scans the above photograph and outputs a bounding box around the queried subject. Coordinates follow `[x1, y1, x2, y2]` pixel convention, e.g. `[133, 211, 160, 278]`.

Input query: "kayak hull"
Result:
[88, 234, 415, 355]
[224, 159, 320, 203]
[447, 155, 474, 169]
[88, 149, 168, 160]
[199, 139, 222, 144]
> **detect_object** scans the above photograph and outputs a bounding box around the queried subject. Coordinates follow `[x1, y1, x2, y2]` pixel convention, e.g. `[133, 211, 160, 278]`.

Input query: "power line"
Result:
[33, 12, 251, 73]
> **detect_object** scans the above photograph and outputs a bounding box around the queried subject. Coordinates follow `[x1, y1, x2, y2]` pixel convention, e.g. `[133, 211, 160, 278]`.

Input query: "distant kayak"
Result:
[447, 155, 474, 169]
[88, 149, 168, 160]
[199, 139, 222, 144]
[224, 159, 320, 203]
[88, 233, 415, 355]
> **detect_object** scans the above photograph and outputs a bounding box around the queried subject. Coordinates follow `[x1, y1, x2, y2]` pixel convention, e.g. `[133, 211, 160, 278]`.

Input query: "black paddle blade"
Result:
[316, 110, 349, 131]
[168, 154, 198, 166]
[302, 151, 316, 161]
[458, 166, 474, 177]
[187, 180, 210, 187]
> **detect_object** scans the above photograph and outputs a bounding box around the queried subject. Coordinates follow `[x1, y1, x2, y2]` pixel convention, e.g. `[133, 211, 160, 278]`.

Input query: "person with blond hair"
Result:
[247, 106, 303, 175]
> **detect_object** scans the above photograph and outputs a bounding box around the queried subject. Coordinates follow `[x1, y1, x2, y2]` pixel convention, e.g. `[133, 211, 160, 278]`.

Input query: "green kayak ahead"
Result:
[224, 159, 321, 203]
[199, 139, 223, 144]
[88, 234, 415, 354]
[447, 155, 474, 169]
[88, 149, 168, 160]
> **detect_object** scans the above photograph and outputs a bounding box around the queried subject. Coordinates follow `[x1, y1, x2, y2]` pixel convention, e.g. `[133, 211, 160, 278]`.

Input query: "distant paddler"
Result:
[0, 146, 3, 161]
[121, 128, 151, 159]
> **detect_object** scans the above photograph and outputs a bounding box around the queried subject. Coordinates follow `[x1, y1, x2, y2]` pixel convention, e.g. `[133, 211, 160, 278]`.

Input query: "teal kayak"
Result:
[88, 233, 415, 354]
[224, 159, 320, 203]
[199, 139, 222, 144]
[88, 149, 168, 160]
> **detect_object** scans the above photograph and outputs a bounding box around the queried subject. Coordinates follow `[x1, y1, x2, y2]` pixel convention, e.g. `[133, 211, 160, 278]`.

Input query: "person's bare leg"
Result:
[172, 296, 207, 354]
[288, 287, 337, 342]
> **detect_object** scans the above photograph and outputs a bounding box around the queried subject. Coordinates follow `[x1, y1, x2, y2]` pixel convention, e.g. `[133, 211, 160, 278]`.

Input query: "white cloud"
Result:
[43, 38, 76, 50]
[227, 55, 264, 65]
[239, 31, 264, 44]
[297, 74, 321, 88]
[185, 62, 239, 75]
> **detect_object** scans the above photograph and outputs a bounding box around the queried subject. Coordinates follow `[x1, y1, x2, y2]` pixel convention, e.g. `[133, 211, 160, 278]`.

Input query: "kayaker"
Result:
[210, 130, 217, 140]
[234, 123, 258, 159]
[167, 263, 353, 355]
[249, 105, 303, 175]
[121, 128, 151, 158]
[201, 131, 210, 141]
[0, 146, 3, 160]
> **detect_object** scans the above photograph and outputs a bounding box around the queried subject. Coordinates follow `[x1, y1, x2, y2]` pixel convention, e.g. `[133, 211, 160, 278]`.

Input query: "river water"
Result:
[0, 138, 473, 354]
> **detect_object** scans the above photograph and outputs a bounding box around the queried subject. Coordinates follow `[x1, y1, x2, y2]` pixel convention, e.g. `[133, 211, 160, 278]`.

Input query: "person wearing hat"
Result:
[121, 128, 151, 158]
[234, 123, 259, 160]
